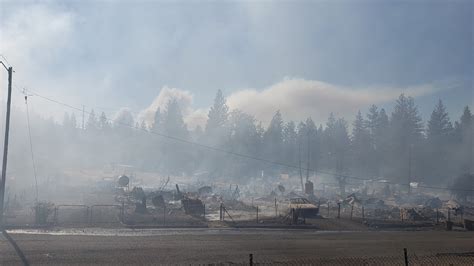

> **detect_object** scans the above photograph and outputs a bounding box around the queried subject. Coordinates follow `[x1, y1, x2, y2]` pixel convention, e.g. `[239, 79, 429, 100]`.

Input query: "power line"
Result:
[0, 55, 11, 68]
[23, 90, 38, 204]
[24, 89, 474, 193]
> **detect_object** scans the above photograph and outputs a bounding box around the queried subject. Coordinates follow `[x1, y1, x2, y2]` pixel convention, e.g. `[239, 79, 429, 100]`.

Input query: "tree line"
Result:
[10, 90, 473, 197]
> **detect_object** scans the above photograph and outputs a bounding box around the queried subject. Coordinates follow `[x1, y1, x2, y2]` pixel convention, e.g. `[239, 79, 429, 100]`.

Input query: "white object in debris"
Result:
[409, 182, 419, 188]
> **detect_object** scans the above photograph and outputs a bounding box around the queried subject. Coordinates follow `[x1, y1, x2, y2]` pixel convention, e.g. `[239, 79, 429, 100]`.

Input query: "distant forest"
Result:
[6, 91, 474, 197]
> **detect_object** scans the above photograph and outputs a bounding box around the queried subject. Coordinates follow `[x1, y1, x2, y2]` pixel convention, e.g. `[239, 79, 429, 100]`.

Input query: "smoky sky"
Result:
[0, 0, 472, 126]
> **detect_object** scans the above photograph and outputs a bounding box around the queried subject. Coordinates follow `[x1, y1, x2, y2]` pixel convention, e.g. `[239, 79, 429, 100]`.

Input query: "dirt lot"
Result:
[1, 229, 473, 265]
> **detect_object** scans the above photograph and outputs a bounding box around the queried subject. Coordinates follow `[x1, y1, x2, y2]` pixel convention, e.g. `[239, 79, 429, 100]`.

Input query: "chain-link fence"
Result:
[318, 201, 473, 231]
[215, 199, 472, 229]
[212, 249, 474, 265]
[4, 198, 473, 230]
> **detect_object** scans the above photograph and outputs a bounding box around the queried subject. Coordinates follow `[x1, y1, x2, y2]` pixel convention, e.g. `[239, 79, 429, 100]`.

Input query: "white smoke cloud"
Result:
[113, 107, 134, 127]
[138, 86, 208, 130]
[226, 78, 441, 125]
[138, 78, 441, 131]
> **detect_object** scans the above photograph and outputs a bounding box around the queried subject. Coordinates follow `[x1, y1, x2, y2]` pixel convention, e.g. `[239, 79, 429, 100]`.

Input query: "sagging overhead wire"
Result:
[23, 89, 38, 204]
[22, 89, 474, 193]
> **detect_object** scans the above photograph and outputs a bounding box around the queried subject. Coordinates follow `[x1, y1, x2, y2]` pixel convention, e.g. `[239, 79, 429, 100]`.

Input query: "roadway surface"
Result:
[1, 228, 473, 265]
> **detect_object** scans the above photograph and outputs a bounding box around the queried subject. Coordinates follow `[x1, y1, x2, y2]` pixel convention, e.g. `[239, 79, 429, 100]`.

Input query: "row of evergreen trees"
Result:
[54, 91, 473, 190]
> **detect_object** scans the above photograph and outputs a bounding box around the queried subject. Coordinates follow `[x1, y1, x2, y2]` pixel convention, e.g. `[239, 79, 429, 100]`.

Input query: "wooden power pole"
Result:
[0, 63, 13, 226]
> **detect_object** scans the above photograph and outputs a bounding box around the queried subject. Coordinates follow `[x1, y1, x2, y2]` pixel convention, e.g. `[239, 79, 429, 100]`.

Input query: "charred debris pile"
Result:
[105, 174, 474, 230]
[3, 174, 474, 231]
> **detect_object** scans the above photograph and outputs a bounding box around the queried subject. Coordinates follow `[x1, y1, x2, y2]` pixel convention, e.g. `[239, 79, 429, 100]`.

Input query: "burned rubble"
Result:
[3, 171, 473, 232]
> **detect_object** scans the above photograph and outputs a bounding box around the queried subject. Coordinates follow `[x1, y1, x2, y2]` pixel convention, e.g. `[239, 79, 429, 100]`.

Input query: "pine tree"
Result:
[454, 106, 473, 174]
[205, 89, 229, 134]
[374, 108, 389, 177]
[163, 99, 187, 138]
[264, 110, 284, 147]
[425, 99, 454, 183]
[334, 118, 350, 196]
[366, 105, 379, 137]
[299, 118, 318, 180]
[326, 113, 336, 134]
[352, 111, 371, 176]
[457, 106, 473, 143]
[352, 111, 369, 143]
[227, 110, 260, 178]
[427, 99, 452, 139]
[334, 118, 350, 173]
[378, 108, 389, 135]
[283, 121, 297, 168]
[391, 94, 423, 144]
[322, 113, 337, 170]
[161, 98, 190, 174]
[203, 90, 230, 178]
[389, 94, 423, 184]
[98, 112, 110, 131]
[86, 109, 98, 132]
[263, 110, 284, 173]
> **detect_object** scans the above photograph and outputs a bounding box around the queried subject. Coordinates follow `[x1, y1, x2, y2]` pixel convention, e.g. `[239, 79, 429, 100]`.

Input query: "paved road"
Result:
[1, 229, 473, 265]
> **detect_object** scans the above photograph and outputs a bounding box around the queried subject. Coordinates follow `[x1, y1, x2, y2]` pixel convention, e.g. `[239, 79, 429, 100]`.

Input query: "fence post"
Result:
[54, 207, 58, 225]
[220, 203, 223, 221]
[121, 201, 125, 223]
[446, 209, 453, 231]
[249, 253, 253, 266]
[403, 248, 408, 266]
[203, 204, 206, 220]
[163, 205, 166, 226]
[256, 206, 259, 223]
[362, 206, 365, 220]
[275, 198, 277, 217]
[291, 208, 295, 224]
[327, 202, 330, 217]
[337, 203, 341, 219]
[350, 204, 354, 220]
[436, 208, 439, 225]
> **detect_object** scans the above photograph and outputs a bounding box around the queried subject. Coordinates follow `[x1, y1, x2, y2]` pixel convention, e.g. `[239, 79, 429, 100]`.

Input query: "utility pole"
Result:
[0, 62, 13, 226]
[408, 144, 412, 195]
[306, 129, 310, 182]
[298, 138, 304, 192]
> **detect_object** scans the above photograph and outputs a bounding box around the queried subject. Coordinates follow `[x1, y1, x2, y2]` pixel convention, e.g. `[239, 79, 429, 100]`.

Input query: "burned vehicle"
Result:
[289, 197, 319, 218]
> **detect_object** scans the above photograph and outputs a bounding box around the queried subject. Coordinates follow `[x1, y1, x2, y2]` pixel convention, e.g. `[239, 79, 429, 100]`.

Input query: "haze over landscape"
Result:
[0, 1, 473, 265]
[0, 1, 472, 126]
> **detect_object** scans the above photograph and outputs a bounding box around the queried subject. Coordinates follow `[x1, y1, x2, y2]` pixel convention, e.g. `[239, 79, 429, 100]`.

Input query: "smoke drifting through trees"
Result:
[4, 91, 474, 195]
